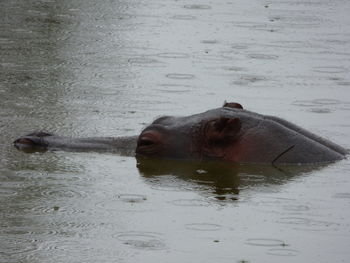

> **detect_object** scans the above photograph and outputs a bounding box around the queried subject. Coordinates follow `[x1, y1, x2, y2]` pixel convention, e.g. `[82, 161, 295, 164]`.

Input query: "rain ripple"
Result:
[185, 223, 222, 231]
[115, 232, 166, 250]
[222, 66, 246, 72]
[309, 108, 332, 114]
[128, 57, 164, 68]
[157, 52, 189, 59]
[1, 226, 62, 237]
[30, 204, 83, 215]
[156, 84, 191, 94]
[150, 184, 189, 192]
[166, 73, 195, 80]
[292, 99, 350, 111]
[233, 74, 267, 85]
[115, 194, 147, 203]
[0, 236, 38, 257]
[169, 198, 211, 207]
[245, 238, 287, 247]
[40, 188, 87, 199]
[293, 99, 340, 106]
[247, 54, 279, 60]
[333, 192, 350, 199]
[46, 219, 101, 231]
[231, 44, 249, 50]
[35, 240, 94, 260]
[312, 66, 348, 74]
[267, 248, 299, 257]
[201, 40, 218, 44]
[277, 217, 339, 231]
[282, 204, 310, 212]
[183, 4, 212, 10]
[95, 193, 151, 213]
[0, 188, 18, 197]
[337, 81, 350, 86]
[171, 15, 196, 20]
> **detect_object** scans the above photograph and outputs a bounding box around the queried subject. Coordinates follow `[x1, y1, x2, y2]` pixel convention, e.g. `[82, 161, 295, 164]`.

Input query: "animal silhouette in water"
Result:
[14, 102, 347, 165]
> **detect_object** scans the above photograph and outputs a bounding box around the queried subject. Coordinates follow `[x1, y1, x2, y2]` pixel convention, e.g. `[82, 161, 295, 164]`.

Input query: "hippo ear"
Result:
[205, 117, 241, 145]
[223, 101, 243, 109]
[203, 117, 241, 158]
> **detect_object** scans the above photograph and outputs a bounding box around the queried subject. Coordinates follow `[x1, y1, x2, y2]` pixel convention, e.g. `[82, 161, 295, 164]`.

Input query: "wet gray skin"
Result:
[14, 103, 347, 165]
[14, 132, 138, 156]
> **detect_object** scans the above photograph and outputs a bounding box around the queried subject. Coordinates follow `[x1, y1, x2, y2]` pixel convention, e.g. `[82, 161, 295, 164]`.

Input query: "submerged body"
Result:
[14, 103, 347, 165]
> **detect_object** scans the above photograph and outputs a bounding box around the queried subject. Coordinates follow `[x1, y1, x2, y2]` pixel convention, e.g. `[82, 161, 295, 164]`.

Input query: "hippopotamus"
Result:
[14, 102, 347, 165]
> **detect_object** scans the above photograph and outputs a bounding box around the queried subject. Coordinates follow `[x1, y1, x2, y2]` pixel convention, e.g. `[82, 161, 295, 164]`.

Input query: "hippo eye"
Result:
[138, 137, 156, 147]
[136, 130, 164, 155]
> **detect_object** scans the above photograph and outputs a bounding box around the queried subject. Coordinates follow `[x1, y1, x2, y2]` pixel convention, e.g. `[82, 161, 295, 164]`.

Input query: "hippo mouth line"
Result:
[271, 145, 295, 164]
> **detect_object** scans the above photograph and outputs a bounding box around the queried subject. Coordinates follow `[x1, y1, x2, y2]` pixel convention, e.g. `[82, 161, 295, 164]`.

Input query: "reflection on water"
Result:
[137, 158, 322, 201]
[1, 0, 350, 262]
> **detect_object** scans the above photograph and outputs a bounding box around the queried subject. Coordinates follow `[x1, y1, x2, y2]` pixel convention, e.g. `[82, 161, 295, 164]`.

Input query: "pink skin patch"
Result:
[15, 138, 34, 145]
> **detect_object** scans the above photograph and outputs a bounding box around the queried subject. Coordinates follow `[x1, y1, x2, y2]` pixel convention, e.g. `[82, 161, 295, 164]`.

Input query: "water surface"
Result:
[1, 0, 350, 262]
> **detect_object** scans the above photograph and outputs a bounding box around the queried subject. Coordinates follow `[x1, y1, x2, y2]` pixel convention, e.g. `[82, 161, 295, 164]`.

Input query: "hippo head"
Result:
[136, 102, 245, 161]
[136, 102, 346, 164]
[13, 101, 345, 164]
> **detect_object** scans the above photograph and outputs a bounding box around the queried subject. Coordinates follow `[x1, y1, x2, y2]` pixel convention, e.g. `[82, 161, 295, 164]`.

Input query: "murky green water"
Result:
[1, 0, 350, 262]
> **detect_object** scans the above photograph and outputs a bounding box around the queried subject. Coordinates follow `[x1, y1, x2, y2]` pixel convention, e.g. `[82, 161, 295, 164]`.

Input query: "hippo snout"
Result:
[14, 132, 53, 151]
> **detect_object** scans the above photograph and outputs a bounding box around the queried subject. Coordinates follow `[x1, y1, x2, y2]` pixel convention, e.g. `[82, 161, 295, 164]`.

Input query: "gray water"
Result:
[1, 0, 350, 262]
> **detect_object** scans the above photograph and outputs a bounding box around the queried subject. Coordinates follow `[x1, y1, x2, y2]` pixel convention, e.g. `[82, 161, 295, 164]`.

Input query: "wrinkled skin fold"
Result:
[14, 102, 348, 165]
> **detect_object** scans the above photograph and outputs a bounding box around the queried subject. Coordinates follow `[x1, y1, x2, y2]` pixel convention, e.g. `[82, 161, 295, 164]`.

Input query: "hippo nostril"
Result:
[14, 138, 35, 145]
